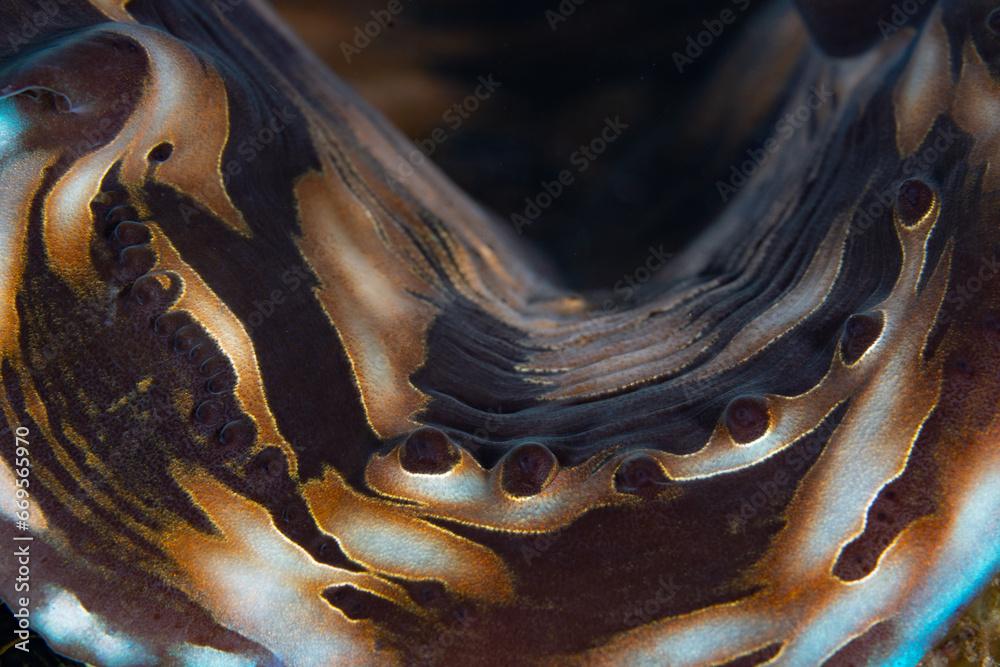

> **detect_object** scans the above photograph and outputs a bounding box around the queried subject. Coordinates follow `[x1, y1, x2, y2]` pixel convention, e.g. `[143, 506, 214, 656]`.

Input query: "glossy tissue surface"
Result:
[1, 0, 1000, 665]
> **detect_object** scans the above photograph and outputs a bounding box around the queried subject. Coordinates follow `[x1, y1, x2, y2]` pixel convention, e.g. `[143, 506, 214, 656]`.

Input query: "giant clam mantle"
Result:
[1, 0, 1000, 665]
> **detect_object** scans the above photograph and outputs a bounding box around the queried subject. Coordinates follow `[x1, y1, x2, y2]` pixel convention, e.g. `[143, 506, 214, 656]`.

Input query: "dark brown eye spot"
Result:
[194, 400, 224, 427]
[148, 142, 173, 162]
[841, 311, 884, 364]
[206, 373, 234, 395]
[128, 272, 177, 308]
[199, 356, 227, 378]
[115, 245, 156, 283]
[321, 585, 398, 622]
[153, 311, 189, 337]
[614, 454, 670, 498]
[399, 428, 460, 474]
[112, 221, 150, 246]
[501, 443, 557, 497]
[323, 586, 370, 619]
[129, 275, 160, 305]
[219, 419, 256, 450]
[724, 395, 771, 444]
[106, 204, 139, 226]
[171, 325, 201, 355]
[896, 178, 933, 226]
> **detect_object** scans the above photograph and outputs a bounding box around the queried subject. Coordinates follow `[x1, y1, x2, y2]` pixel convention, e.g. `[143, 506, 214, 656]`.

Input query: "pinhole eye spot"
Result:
[896, 178, 934, 226]
[724, 395, 771, 444]
[500, 443, 557, 497]
[148, 142, 174, 162]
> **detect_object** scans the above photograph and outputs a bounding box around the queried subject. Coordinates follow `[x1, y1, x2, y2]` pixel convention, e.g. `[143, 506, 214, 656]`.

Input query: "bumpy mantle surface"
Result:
[0, 0, 999, 665]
